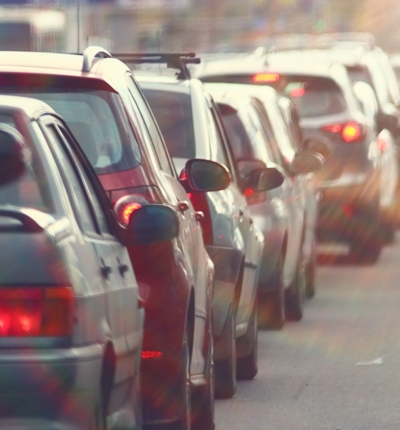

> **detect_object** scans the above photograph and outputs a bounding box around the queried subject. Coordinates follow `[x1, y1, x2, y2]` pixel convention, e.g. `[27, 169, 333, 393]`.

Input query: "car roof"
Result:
[0, 94, 56, 118]
[0, 49, 131, 93]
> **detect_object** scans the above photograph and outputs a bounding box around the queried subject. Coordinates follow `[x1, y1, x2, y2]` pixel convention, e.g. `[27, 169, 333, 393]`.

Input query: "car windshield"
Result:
[0, 114, 53, 213]
[274, 75, 347, 118]
[0, 75, 141, 174]
[141, 88, 196, 160]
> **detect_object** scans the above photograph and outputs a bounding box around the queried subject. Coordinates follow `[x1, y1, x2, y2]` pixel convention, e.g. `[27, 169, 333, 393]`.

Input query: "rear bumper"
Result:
[317, 178, 379, 242]
[0, 344, 103, 430]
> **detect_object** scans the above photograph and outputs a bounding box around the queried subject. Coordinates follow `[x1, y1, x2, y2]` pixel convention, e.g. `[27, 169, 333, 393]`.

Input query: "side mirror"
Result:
[127, 204, 179, 245]
[302, 136, 332, 160]
[184, 158, 231, 192]
[291, 150, 324, 175]
[246, 167, 284, 192]
[0, 126, 28, 186]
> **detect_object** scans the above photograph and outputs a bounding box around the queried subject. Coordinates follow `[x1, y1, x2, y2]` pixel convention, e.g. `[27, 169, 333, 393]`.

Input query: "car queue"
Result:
[0, 32, 399, 430]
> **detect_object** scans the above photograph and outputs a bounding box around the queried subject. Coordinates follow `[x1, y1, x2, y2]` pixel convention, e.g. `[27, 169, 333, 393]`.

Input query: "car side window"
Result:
[126, 76, 175, 176]
[43, 121, 104, 236]
[57, 124, 111, 236]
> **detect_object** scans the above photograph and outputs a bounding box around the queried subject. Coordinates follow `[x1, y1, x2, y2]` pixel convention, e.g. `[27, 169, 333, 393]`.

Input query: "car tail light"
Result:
[321, 122, 365, 143]
[290, 87, 306, 98]
[376, 137, 387, 152]
[142, 350, 163, 360]
[244, 187, 267, 205]
[0, 286, 74, 337]
[252, 73, 280, 83]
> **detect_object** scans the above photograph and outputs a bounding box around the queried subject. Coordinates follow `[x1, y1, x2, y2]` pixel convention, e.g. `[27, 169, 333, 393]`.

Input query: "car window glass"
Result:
[141, 88, 196, 161]
[126, 77, 175, 176]
[219, 108, 255, 161]
[0, 116, 54, 212]
[0, 75, 141, 174]
[44, 123, 99, 235]
[58, 124, 111, 235]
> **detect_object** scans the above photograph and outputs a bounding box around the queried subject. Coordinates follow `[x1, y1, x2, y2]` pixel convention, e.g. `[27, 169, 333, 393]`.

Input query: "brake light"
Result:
[322, 122, 365, 143]
[252, 73, 280, 83]
[142, 350, 163, 360]
[376, 137, 387, 152]
[244, 187, 267, 205]
[290, 87, 306, 97]
[0, 286, 74, 337]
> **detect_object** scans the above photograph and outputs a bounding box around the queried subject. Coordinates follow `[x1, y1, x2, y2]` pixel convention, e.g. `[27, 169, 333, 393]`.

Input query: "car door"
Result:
[41, 117, 142, 400]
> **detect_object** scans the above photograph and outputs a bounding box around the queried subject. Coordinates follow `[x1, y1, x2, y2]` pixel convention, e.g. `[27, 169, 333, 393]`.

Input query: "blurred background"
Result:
[0, 0, 399, 54]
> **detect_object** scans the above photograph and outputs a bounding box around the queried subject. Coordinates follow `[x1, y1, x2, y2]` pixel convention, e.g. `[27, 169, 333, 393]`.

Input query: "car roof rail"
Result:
[82, 46, 112, 72]
[113, 52, 201, 80]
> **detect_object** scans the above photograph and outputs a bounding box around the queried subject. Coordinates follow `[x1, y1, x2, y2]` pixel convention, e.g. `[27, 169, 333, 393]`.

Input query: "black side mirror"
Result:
[127, 204, 179, 245]
[302, 136, 332, 160]
[376, 111, 399, 134]
[246, 167, 284, 192]
[291, 150, 324, 175]
[184, 158, 231, 192]
[0, 126, 28, 186]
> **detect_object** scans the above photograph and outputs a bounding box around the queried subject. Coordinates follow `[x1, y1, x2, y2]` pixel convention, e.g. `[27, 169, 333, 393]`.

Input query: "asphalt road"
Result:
[215, 238, 400, 430]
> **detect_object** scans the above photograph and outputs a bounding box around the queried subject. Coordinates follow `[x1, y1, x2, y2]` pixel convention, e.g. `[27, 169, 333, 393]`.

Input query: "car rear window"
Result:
[0, 74, 141, 175]
[274, 76, 347, 118]
[141, 89, 196, 160]
[0, 115, 54, 213]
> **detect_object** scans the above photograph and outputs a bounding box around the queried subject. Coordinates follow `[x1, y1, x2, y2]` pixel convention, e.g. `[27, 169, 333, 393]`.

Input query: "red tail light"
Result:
[252, 73, 280, 83]
[290, 87, 306, 98]
[244, 187, 267, 205]
[0, 286, 74, 337]
[142, 350, 163, 360]
[322, 122, 365, 143]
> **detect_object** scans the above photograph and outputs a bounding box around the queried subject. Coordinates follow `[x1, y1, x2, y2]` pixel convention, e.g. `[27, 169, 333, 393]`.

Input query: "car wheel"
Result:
[257, 254, 285, 330]
[236, 297, 258, 380]
[214, 306, 237, 399]
[285, 255, 306, 321]
[305, 237, 316, 299]
[191, 328, 215, 430]
[350, 209, 382, 265]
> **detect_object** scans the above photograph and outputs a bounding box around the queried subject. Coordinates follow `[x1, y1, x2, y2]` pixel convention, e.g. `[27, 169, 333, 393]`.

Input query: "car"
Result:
[129, 53, 267, 398]
[0, 47, 231, 430]
[197, 55, 386, 264]
[0, 94, 152, 429]
[204, 82, 323, 326]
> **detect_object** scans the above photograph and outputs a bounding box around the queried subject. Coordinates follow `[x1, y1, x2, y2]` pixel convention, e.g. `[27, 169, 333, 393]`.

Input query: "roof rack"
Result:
[82, 46, 112, 72]
[113, 52, 201, 80]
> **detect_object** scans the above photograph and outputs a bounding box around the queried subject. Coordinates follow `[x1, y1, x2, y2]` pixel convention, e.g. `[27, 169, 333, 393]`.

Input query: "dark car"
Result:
[197, 55, 385, 264]
[205, 83, 323, 326]
[130, 53, 268, 399]
[0, 94, 153, 429]
[0, 47, 230, 430]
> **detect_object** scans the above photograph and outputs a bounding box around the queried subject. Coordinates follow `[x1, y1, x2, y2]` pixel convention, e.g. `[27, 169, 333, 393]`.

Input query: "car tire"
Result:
[285, 254, 306, 321]
[380, 210, 396, 244]
[257, 254, 285, 330]
[174, 332, 191, 430]
[214, 306, 237, 399]
[236, 298, 258, 380]
[191, 327, 215, 430]
[350, 209, 382, 265]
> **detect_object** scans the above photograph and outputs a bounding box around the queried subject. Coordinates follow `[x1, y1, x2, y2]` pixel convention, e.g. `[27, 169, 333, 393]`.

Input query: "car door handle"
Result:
[100, 263, 112, 279]
[117, 258, 129, 276]
[195, 211, 204, 222]
[177, 201, 190, 213]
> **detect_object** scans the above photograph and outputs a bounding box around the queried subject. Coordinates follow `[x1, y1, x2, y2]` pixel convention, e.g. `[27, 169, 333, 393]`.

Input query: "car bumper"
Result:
[0, 343, 103, 430]
[317, 178, 379, 241]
